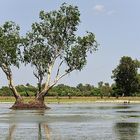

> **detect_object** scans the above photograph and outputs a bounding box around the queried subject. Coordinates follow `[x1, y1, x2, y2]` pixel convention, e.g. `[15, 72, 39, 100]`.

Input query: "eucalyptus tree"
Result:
[0, 21, 22, 103]
[24, 3, 98, 106]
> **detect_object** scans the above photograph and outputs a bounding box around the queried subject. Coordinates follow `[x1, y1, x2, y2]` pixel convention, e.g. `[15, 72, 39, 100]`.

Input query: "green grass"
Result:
[0, 96, 140, 103]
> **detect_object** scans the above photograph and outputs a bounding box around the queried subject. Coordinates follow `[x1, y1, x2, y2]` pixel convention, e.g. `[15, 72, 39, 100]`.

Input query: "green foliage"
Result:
[16, 84, 37, 96]
[0, 86, 12, 96]
[25, 84, 37, 93]
[98, 81, 103, 88]
[50, 84, 79, 96]
[0, 21, 22, 99]
[0, 81, 140, 97]
[0, 21, 21, 67]
[16, 85, 26, 92]
[76, 83, 84, 92]
[91, 88, 101, 96]
[23, 3, 98, 92]
[112, 56, 140, 96]
[0, 84, 37, 97]
[76, 83, 94, 96]
[97, 81, 112, 98]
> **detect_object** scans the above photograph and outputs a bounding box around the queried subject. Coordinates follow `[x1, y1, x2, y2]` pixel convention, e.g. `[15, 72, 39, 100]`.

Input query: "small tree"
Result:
[112, 56, 139, 96]
[98, 81, 104, 98]
[0, 21, 22, 103]
[76, 83, 84, 92]
[23, 3, 98, 107]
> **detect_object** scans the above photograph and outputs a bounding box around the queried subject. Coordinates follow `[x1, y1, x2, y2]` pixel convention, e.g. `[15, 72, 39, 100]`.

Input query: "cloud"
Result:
[93, 5, 105, 13]
[93, 4, 116, 16]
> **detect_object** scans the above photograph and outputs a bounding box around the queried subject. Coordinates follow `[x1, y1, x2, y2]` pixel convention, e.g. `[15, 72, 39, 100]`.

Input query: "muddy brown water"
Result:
[0, 103, 140, 140]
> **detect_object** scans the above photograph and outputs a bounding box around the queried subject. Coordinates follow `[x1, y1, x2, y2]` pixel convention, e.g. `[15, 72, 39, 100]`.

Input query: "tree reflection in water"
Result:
[37, 122, 51, 140]
[114, 122, 139, 140]
[5, 110, 51, 140]
[6, 124, 16, 140]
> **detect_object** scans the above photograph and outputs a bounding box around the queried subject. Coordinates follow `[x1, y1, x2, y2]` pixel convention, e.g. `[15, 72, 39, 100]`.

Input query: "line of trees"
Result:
[0, 78, 140, 97]
[2, 55, 140, 98]
[0, 83, 111, 97]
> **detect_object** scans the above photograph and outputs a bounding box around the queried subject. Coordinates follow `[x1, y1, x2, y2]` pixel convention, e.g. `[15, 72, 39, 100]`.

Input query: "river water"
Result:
[0, 103, 140, 140]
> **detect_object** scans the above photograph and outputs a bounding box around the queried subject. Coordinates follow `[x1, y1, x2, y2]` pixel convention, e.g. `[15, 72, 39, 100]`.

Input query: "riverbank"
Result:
[0, 96, 140, 104]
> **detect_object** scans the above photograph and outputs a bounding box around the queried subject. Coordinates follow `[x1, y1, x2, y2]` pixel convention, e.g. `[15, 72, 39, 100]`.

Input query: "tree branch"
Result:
[1, 64, 11, 80]
[33, 71, 39, 80]
[55, 60, 64, 80]
[49, 69, 74, 89]
[44, 63, 54, 90]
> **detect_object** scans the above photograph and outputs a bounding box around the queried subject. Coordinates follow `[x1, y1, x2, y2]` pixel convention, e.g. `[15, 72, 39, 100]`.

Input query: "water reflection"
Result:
[43, 124, 51, 140]
[38, 123, 42, 140]
[5, 123, 51, 140]
[38, 123, 51, 140]
[4, 110, 51, 140]
[6, 124, 16, 140]
[0, 103, 140, 140]
[114, 122, 139, 140]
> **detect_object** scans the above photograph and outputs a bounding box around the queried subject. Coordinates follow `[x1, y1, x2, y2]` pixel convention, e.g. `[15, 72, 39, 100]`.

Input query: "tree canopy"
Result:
[112, 56, 140, 96]
[23, 3, 98, 102]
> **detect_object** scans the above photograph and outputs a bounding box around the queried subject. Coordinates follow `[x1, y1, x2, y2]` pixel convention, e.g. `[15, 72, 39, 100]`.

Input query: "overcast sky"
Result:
[0, 0, 140, 87]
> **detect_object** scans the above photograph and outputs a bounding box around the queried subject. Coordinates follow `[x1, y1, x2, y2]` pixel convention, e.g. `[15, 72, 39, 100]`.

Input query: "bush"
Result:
[0, 86, 13, 96]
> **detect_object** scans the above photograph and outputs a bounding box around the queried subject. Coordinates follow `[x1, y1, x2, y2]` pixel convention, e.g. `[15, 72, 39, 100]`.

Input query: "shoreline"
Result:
[0, 96, 140, 104]
[1, 100, 140, 104]
[95, 100, 140, 104]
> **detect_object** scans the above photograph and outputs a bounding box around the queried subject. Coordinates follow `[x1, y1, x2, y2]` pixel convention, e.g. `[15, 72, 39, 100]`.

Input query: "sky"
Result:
[0, 0, 140, 87]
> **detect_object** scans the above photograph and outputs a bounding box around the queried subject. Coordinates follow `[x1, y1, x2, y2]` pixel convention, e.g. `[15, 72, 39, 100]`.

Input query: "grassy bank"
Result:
[0, 96, 140, 104]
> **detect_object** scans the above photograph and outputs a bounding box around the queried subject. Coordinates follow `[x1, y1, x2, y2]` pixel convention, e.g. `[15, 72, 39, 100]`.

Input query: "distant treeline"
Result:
[0, 82, 140, 97]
